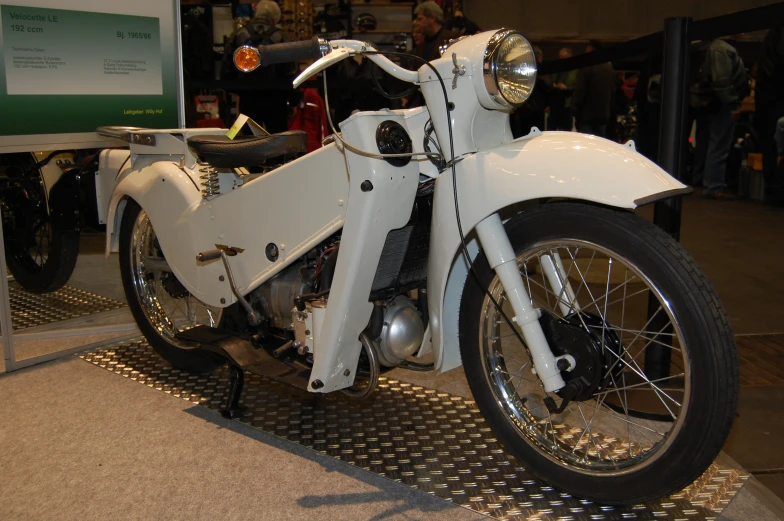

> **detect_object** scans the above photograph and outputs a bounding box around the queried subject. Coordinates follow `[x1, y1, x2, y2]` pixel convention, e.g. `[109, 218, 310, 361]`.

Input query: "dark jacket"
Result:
[572, 62, 616, 126]
[689, 39, 748, 111]
[414, 27, 462, 63]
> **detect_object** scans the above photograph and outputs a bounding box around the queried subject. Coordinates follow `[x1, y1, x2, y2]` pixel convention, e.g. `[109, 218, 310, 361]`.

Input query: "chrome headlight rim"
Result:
[483, 29, 536, 110]
[439, 35, 470, 57]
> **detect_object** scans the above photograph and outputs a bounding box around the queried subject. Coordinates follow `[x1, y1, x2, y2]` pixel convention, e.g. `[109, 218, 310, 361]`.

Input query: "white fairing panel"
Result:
[428, 131, 688, 373]
[105, 140, 350, 308]
[309, 109, 420, 392]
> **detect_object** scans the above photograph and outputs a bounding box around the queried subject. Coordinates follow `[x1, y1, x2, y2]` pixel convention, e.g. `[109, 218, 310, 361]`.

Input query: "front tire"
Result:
[119, 200, 224, 373]
[459, 202, 738, 504]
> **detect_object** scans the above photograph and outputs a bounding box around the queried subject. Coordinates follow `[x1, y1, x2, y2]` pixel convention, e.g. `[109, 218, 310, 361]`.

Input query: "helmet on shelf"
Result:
[354, 13, 377, 33]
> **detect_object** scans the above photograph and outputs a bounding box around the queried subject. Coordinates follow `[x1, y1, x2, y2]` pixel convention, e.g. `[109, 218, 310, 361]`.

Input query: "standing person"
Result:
[412, 1, 461, 63]
[572, 41, 616, 137]
[549, 48, 578, 131]
[412, 23, 425, 48]
[755, 25, 784, 205]
[690, 38, 749, 200]
[221, 1, 292, 133]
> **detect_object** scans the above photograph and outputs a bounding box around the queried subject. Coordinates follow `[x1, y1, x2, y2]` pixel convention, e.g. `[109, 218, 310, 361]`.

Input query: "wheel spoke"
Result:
[540, 259, 552, 310]
[604, 346, 681, 417]
[601, 257, 613, 354]
[628, 323, 683, 365]
[541, 248, 591, 332]
[565, 248, 642, 316]
[544, 248, 579, 314]
[522, 260, 534, 307]
[131, 211, 221, 346]
[575, 402, 612, 462]
[588, 325, 676, 338]
[602, 306, 664, 380]
[569, 249, 602, 317]
[594, 373, 685, 395]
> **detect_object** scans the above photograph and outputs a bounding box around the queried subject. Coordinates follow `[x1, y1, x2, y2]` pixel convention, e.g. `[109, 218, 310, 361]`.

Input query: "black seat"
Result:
[187, 131, 308, 168]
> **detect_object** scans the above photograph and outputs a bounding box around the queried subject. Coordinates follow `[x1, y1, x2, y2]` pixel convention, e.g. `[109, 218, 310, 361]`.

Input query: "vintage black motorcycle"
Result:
[0, 150, 99, 293]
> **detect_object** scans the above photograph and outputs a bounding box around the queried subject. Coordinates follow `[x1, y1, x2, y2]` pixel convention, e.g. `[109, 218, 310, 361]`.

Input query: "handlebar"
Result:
[259, 36, 325, 66]
[292, 39, 419, 88]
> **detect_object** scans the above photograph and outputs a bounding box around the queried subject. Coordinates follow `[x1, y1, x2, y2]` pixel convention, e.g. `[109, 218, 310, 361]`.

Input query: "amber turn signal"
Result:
[234, 45, 261, 72]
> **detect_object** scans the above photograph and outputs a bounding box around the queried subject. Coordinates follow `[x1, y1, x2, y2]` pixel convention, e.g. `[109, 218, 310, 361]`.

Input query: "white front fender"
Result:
[428, 130, 689, 373]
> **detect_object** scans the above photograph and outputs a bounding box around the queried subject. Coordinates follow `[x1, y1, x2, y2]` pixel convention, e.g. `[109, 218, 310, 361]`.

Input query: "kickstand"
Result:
[221, 364, 247, 419]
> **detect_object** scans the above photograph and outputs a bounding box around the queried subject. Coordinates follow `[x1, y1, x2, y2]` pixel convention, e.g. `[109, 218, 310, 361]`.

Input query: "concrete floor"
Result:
[3, 193, 784, 519]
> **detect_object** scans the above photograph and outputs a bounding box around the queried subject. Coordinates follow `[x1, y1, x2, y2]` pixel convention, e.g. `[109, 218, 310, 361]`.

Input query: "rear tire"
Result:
[1, 153, 79, 293]
[459, 202, 738, 504]
[119, 199, 224, 373]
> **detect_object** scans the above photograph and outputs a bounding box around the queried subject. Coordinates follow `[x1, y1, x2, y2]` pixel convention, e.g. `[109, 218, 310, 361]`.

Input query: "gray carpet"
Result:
[0, 357, 485, 521]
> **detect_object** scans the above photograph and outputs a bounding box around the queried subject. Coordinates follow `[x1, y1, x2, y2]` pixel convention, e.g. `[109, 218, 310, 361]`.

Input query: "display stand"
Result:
[0, 205, 141, 372]
[0, 0, 185, 372]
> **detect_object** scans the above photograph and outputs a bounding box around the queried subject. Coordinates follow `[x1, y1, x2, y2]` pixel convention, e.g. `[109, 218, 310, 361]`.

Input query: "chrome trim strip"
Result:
[439, 35, 470, 57]
[633, 187, 694, 206]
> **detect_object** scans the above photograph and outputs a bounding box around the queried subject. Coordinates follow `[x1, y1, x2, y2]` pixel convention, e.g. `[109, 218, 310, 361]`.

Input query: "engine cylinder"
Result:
[377, 296, 425, 367]
[254, 263, 311, 329]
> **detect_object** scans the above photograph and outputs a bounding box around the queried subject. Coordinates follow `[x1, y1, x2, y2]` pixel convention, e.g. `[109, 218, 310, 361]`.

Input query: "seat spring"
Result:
[199, 163, 220, 198]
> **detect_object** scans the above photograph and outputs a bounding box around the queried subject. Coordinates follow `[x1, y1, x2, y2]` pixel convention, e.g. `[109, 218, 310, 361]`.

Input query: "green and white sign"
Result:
[0, 0, 182, 151]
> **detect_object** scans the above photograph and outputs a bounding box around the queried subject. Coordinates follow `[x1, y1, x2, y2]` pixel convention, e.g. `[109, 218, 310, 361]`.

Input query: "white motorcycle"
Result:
[94, 30, 738, 504]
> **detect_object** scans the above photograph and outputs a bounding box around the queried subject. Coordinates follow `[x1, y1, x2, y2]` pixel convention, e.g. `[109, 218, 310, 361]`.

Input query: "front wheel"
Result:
[459, 202, 738, 504]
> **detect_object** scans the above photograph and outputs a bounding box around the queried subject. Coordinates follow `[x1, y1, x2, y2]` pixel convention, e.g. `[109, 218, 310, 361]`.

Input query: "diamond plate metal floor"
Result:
[79, 338, 748, 520]
[7, 282, 125, 331]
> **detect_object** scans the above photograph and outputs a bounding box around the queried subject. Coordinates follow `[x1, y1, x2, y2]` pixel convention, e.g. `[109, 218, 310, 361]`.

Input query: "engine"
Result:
[250, 254, 425, 366]
[374, 295, 425, 367]
[252, 262, 312, 330]
[249, 188, 432, 368]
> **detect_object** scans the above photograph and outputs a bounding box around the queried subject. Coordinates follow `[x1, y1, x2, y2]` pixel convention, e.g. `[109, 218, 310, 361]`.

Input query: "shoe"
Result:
[702, 191, 737, 201]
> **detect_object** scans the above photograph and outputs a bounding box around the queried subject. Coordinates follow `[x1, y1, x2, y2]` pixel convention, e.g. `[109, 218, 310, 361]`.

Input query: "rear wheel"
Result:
[1, 153, 79, 293]
[119, 199, 223, 373]
[459, 202, 738, 504]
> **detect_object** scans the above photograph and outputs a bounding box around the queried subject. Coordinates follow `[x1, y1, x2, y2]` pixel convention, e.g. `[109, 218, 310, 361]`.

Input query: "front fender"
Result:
[428, 130, 688, 373]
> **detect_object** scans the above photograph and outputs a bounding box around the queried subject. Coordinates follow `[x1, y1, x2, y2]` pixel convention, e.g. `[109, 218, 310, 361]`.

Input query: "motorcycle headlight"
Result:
[483, 30, 537, 109]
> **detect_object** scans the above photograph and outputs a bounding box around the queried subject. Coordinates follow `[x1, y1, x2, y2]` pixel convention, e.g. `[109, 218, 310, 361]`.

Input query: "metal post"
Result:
[646, 17, 691, 381]
[0, 207, 18, 372]
[653, 16, 691, 239]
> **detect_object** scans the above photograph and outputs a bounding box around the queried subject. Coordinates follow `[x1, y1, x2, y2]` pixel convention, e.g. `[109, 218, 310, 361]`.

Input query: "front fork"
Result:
[474, 213, 572, 393]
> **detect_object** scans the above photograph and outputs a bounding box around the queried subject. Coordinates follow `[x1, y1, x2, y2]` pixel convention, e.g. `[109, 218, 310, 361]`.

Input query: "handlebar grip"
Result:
[258, 36, 323, 66]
